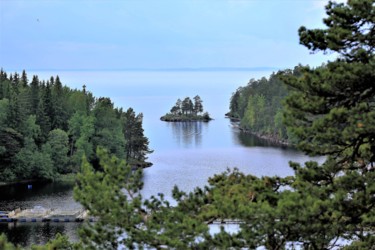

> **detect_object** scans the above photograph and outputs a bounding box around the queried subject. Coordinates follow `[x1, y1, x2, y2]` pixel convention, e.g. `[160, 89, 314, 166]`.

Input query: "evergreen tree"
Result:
[92, 97, 126, 164]
[68, 112, 95, 169]
[21, 70, 28, 88]
[170, 99, 182, 115]
[283, 0, 375, 161]
[193, 95, 203, 114]
[51, 75, 67, 129]
[176, 98, 182, 114]
[46, 129, 69, 174]
[6, 85, 23, 130]
[36, 94, 51, 143]
[122, 108, 152, 163]
[0, 70, 152, 182]
[228, 73, 289, 141]
[0, 234, 21, 250]
[181, 97, 193, 115]
[11, 73, 20, 95]
[281, 0, 375, 246]
[30, 75, 40, 115]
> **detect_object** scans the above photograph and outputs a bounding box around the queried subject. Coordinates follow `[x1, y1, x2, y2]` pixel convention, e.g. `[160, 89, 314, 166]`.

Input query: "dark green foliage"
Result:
[68, 112, 95, 169]
[0, 127, 23, 181]
[0, 70, 152, 182]
[0, 234, 21, 250]
[182, 97, 193, 114]
[162, 95, 212, 121]
[6, 84, 23, 130]
[298, 0, 374, 63]
[280, 0, 375, 247]
[283, 0, 375, 161]
[47, 129, 69, 174]
[91, 97, 126, 164]
[122, 108, 153, 163]
[31, 233, 77, 250]
[193, 95, 203, 114]
[228, 72, 290, 141]
[283, 61, 375, 159]
[21, 70, 28, 88]
[30, 75, 40, 115]
[51, 75, 69, 130]
[74, 148, 210, 249]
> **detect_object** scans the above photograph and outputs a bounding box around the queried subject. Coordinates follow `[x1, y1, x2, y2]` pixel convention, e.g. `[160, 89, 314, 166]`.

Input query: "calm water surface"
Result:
[0, 70, 319, 246]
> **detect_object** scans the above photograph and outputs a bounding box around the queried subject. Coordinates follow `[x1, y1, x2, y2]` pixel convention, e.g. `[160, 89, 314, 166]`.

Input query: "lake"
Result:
[0, 70, 319, 246]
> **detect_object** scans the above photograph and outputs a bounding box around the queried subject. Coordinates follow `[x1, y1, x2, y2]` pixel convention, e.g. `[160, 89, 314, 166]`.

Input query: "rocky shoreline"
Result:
[225, 114, 289, 146]
[160, 114, 212, 122]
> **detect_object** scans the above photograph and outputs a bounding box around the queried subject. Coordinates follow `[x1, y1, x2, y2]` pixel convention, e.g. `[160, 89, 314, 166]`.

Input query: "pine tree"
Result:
[284, 0, 375, 162]
[282, 0, 375, 246]
[182, 97, 193, 115]
[193, 95, 203, 114]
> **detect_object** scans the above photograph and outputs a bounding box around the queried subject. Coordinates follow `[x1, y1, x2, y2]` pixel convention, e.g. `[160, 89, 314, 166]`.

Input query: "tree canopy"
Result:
[0, 70, 152, 182]
[161, 95, 212, 122]
[228, 72, 291, 143]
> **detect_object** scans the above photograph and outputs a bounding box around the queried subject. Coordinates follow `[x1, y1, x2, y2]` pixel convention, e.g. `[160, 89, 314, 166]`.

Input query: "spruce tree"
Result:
[51, 75, 67, 129]
[122, 108, 152, 163]
[21, 70, 28, 88]
[30, 75, 40, 115]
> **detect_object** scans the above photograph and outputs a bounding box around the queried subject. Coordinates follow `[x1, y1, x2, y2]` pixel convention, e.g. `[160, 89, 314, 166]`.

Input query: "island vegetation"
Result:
[160, 95, 212, 122]
[1, 0, 374, 249]
[0, 71, 152, 184]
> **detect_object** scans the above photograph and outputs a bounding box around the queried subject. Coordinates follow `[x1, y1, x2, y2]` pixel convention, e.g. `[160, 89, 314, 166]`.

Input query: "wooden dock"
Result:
[0, 207, 95, 223]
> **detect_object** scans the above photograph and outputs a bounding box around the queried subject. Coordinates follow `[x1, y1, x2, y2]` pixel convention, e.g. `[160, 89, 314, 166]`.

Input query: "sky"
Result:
[0, 0, 342, 71]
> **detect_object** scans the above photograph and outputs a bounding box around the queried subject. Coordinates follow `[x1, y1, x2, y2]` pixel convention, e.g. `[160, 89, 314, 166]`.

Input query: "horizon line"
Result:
[2, 66, 281, 73]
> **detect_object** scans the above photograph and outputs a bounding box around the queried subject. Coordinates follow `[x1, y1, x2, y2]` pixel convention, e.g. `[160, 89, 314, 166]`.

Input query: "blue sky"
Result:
[0, 0, 340, 71]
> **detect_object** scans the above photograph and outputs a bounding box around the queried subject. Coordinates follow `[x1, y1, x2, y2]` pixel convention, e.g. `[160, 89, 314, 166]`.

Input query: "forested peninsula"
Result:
[161, 95, 212, 122]
[0, 70, 152, 184]
[226, 68, 302, 145]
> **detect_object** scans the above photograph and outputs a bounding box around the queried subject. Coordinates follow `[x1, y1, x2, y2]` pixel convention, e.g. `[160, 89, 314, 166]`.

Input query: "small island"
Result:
[161, 95, 212, 122]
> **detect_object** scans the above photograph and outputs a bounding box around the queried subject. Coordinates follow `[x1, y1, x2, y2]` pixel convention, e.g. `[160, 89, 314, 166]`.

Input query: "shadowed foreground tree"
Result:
[281, 0, 375, 247]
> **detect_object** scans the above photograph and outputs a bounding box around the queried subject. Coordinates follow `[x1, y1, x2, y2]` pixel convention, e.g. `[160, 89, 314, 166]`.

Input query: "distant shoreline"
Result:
[5, 67, 279, 72]
[225, 114, 289, 146]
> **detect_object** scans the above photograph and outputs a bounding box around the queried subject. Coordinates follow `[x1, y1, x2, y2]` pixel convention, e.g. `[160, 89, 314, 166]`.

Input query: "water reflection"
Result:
[0, 182, 78, 211]
[236, 131, 286, 148]
[0, 222, 80, 247]
[0, 182, 80, 247]
[168, 122, 208, 147]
